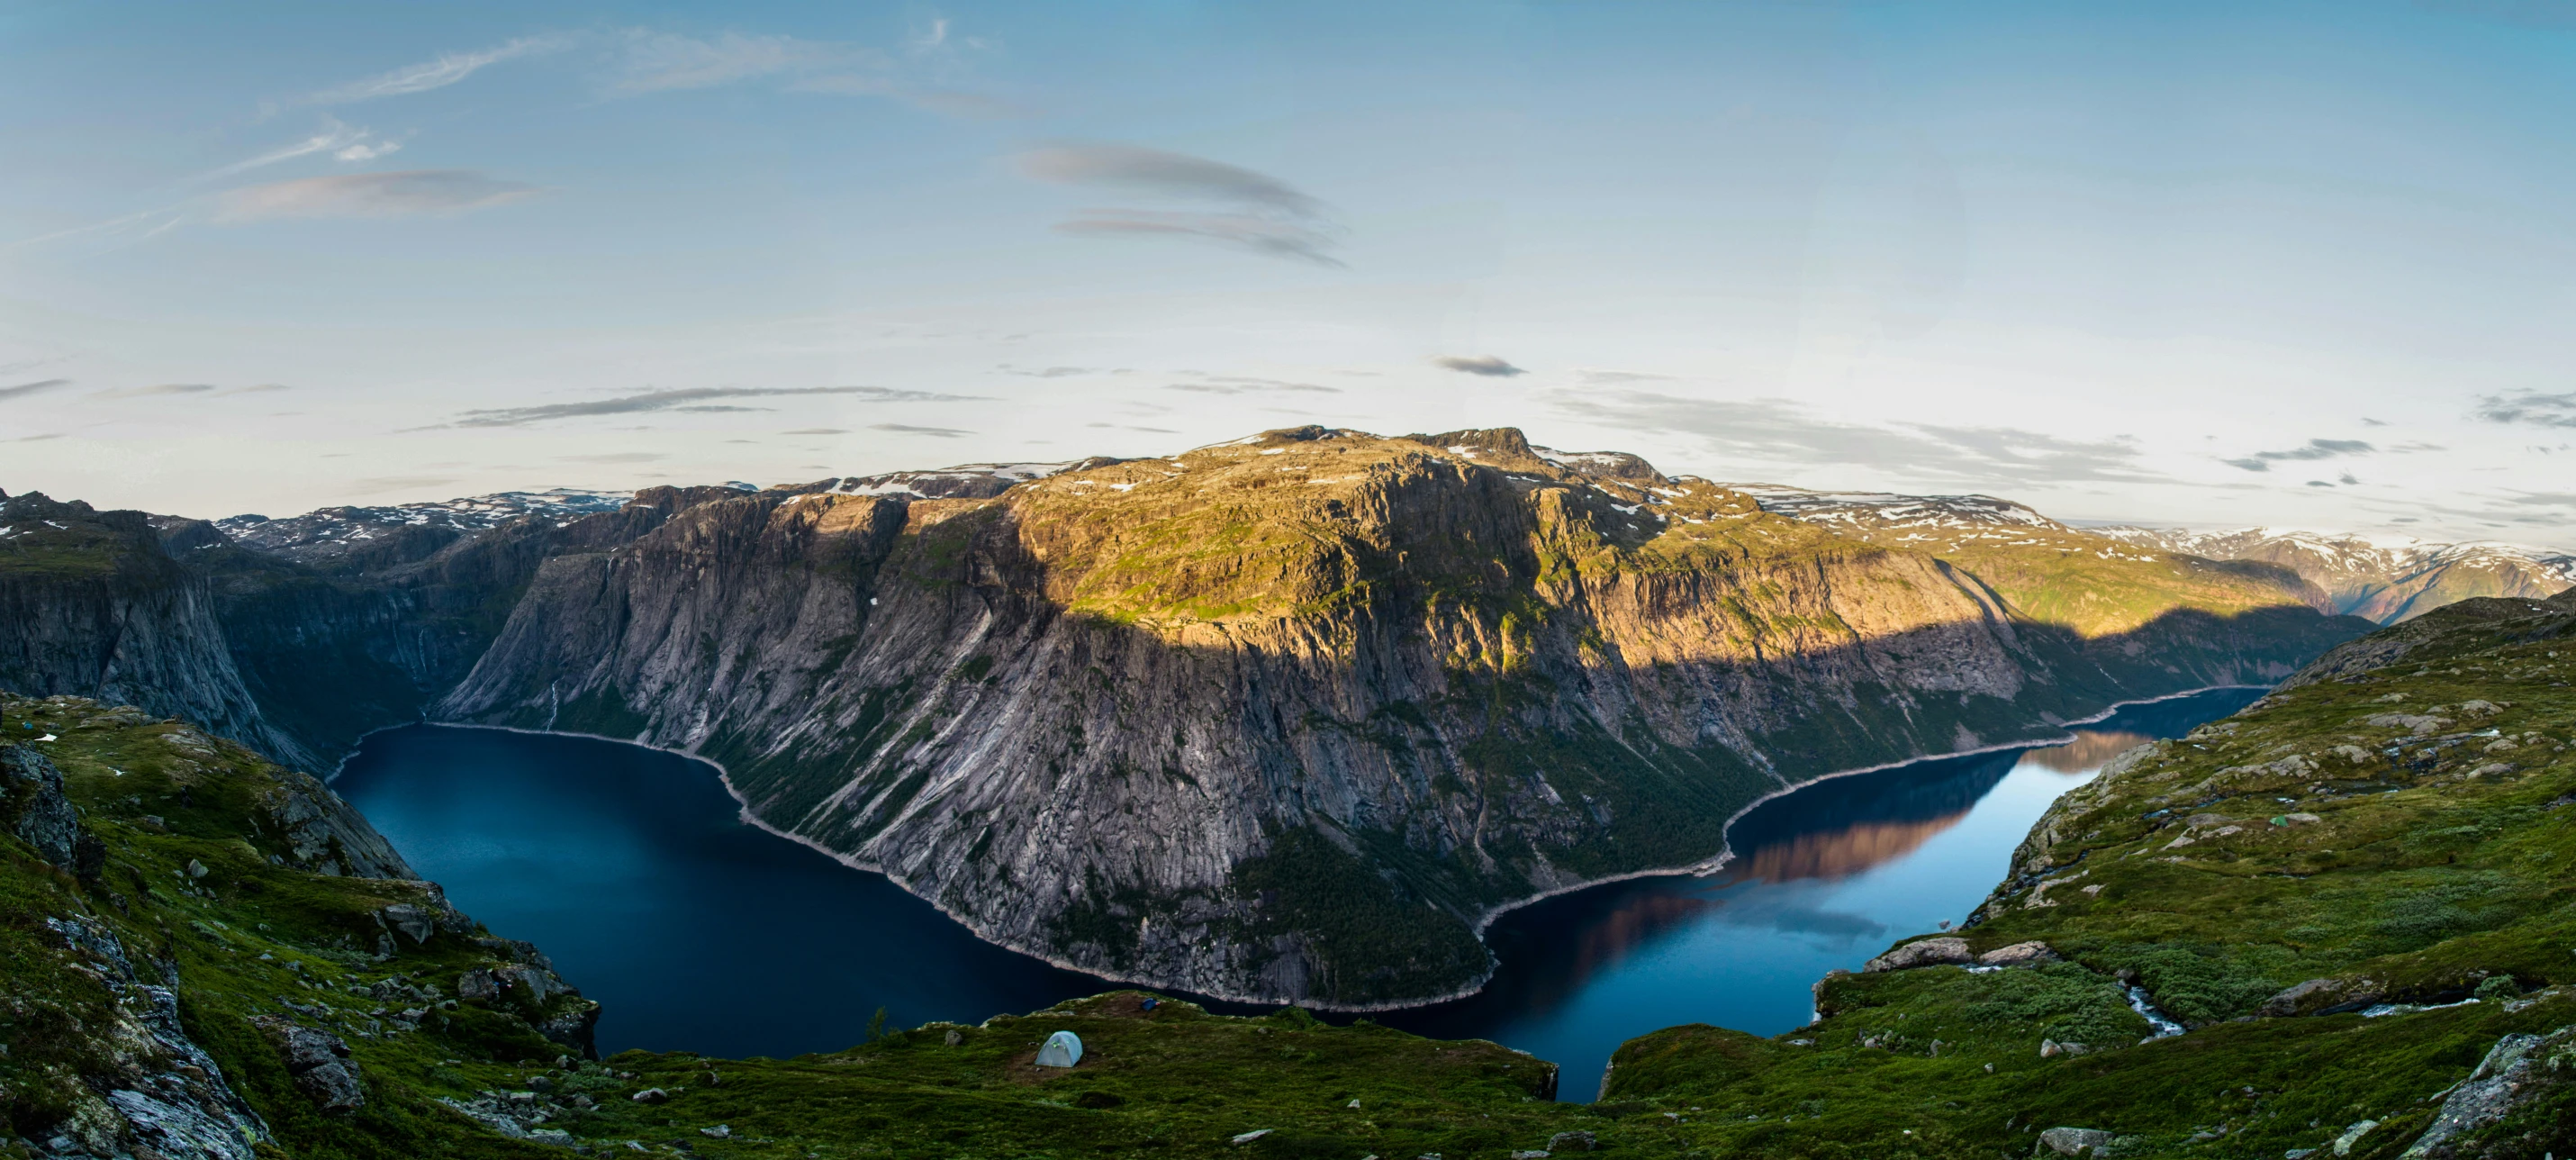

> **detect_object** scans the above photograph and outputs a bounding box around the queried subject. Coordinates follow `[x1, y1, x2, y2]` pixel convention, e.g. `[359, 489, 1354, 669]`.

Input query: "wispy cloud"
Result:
[444, 385, 981, 429]
[1433, 355, 1524, 377]
[612, 30, 852, 92]
[212, 171, 541, 222]
[1555, 390, 2169, 487]
[557, 452, 668, 464]
[869, 422, 973, 438]
[348, 475, 465, 495]
[2476, 390, 2576, 430]
[1165, 376, 1340, 395]
[198, 118, 403, 181]
[0, 379, 72, 403]
[309, 35, 571, 105]
[92, 383, 214, 399]
[781, 427, 848, 435]
[1016, 143, 1343, 266]
[2220, 438, 2374, 472]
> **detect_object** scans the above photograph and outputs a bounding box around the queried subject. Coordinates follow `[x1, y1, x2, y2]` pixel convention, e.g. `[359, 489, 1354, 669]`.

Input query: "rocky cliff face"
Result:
[0, 491, 311, 766]
[432, 427, 2368, 1006]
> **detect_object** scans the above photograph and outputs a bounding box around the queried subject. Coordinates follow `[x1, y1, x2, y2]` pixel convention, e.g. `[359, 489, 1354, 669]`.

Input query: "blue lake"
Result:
[334, 687, 2261, 1097]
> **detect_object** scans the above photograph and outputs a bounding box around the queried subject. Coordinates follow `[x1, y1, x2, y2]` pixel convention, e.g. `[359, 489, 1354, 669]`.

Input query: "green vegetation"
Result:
[1595, 591, 2576, 1157]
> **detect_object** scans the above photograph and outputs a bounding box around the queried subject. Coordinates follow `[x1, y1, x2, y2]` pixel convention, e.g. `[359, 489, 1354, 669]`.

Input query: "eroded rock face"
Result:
[3, 743, 86, 871]
[35, 917, 269, 1159]
[427, 429, 2361, 1007]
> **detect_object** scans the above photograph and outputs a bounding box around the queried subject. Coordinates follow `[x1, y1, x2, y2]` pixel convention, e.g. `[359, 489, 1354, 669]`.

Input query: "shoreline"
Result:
[333, 681, 2267, 1015]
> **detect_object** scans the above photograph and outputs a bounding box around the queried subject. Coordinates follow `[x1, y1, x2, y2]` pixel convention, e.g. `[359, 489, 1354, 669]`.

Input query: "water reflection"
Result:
[1376, 686, 2265, 1100]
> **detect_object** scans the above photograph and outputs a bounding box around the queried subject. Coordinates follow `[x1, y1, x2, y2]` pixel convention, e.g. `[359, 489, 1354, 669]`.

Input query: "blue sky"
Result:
[5, 1, 2575, 539]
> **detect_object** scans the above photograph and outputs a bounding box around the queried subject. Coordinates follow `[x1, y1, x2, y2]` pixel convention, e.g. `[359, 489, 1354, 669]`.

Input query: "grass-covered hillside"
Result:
[1601, 586, 2576, 1158]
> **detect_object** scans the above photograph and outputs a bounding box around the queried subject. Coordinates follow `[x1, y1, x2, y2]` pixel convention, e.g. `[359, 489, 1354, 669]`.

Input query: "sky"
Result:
[5, 1, 2576, 541]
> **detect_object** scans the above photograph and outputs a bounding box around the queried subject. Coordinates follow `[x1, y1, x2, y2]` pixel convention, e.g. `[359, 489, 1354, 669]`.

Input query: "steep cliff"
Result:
[0, 491, 310, 767]
[435, 427, 2369, 1006]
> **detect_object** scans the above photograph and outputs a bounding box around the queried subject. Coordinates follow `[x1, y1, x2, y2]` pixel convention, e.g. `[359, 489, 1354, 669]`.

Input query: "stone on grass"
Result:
[1863, 938, 1970, 972]
[1230, 1128, 1272, 1144]
[2038, 1127, 2111, 1155]
[1976, 941, 2056, 966]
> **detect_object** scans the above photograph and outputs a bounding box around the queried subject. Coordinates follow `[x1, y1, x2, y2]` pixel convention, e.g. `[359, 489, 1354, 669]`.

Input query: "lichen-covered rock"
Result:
[1975, 940, 2056, 967]
[2, 743, 86, 871]
[1864, 938, 1972, 973]
[253, 1018, 364, 1113]
[2039, 1126, 2112, 1155]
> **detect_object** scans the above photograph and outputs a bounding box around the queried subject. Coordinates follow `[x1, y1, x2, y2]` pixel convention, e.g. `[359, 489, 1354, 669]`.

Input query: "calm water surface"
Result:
[336, 687, 2260, 1092]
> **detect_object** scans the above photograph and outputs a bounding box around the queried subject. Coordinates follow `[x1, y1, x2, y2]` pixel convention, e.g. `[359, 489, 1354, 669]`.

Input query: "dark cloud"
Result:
[11, 433, 63, 442]
[445, 385, 980, 429]
[1434, 356, 1525, 377]
[2359, 416, 2389, 426]
[2476, 390, 2576, 429]
[869, 422, 972, 438]
[1552, 390, 2168, 487]
[213, 170, 541, 222]
[1015, 142, 1342, 266]
[2220, 439, 2375, 472]
[0, 378, 70, 403]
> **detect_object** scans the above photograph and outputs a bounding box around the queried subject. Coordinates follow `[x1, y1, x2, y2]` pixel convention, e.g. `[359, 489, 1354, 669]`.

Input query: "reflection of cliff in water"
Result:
[1724, 748, 2020, 876]
[2020, 730, 2153, 774]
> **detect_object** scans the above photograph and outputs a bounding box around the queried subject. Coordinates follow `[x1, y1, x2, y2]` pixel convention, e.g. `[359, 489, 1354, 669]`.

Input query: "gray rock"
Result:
[2, 744, 85, 871]
[2400, 1029, 2558, 1157]
[2039, 1127, 2112, 1155]
[1864, 938, 1972, 973]
[1975, 940, 2056, 967]
[379, 902, 437, 945]
[2333, 1119, 2377, 1155]
[1547, 1129, 1598, 1152]
[254, 1018, 364, 1112]
[631, 1088, 671, 1104]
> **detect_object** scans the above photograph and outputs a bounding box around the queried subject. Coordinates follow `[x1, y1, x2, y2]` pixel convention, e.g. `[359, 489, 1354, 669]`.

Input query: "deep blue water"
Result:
[334, 687, 2261, 1092]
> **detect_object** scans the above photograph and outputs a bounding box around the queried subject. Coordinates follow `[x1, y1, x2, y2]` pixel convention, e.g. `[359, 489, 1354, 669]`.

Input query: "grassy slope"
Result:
[0, 689, 1639, 1158]
[1599, 592, 2576, 1159]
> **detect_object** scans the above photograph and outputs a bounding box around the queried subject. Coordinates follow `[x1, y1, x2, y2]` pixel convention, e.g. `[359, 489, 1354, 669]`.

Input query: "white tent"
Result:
[1034, 1030, 1083, 1068]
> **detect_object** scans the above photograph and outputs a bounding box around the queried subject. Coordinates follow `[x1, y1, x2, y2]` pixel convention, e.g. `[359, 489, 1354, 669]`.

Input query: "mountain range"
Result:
[1729, 485, 2576, 626]
[2, 426, 2375, 1006]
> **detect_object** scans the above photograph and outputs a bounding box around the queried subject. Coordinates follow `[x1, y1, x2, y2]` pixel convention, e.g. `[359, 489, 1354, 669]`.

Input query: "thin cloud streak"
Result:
[1434, 356, 1524, 377]
[0, 379, 72, 403]
[1016, 143, 1343, 266]
[2221, 439, 2375, 472]
[212, 171, 541, 222]
[309, 35, 570, 104]
[869, 422, 973, 438]
[445, 385, 983, 429]
[1555, 390, 2170, 487]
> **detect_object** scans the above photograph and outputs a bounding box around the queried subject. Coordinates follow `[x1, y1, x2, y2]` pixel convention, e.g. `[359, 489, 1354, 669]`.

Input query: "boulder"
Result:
[1549, 1129, 1598, 1152]
[254, 1018, 363, 1112]
[1, 744, 86, 872]
[2038, 1127, 2111, 1155]
[1863, 938, 1971, 973]
[1975, 941, 2056, 967]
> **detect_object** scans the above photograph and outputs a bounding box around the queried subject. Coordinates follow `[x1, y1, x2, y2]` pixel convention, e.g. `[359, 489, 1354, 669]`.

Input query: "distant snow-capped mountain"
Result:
[2084, 526, 2576, 624]
[1729, 486, 2574, 624]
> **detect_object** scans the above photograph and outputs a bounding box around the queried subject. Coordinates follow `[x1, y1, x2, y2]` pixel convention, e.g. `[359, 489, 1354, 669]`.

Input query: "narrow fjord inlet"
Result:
[335, 690, 2263, 1100]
